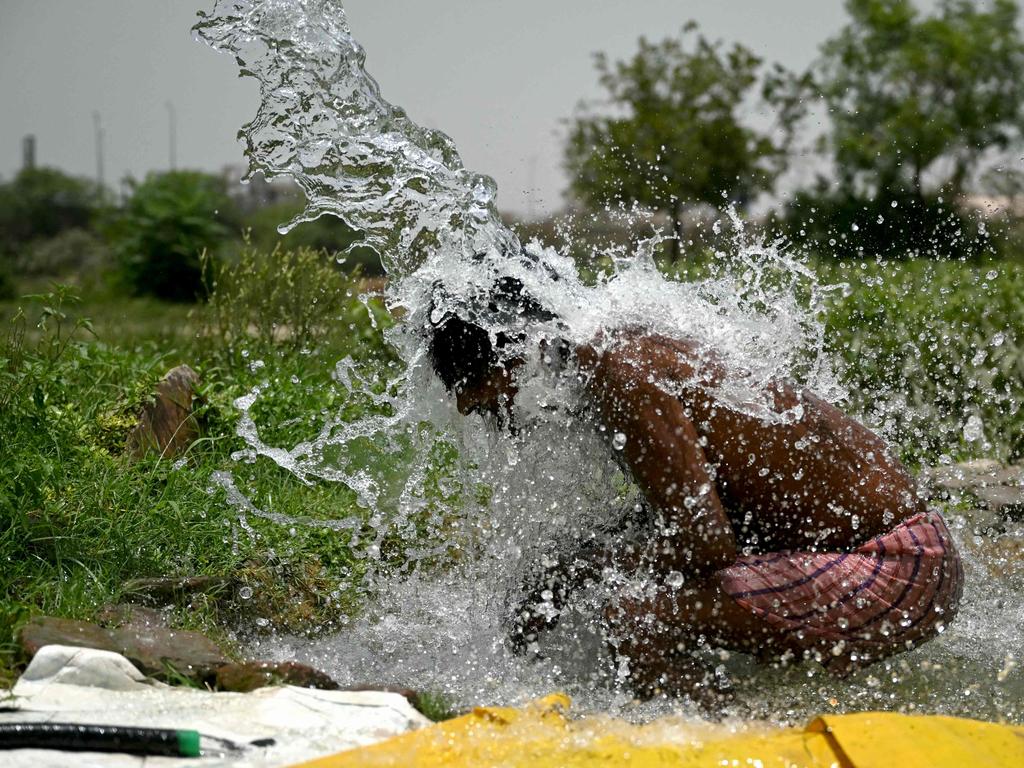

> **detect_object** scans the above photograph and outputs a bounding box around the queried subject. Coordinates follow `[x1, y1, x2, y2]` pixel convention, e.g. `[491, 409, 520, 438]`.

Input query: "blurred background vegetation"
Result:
[4, 0, 1023, 298]
[3, 0, 1024, 677]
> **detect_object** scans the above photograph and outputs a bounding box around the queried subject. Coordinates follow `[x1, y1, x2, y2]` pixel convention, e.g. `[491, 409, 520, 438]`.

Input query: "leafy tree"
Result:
[818, 0, 1024, 199]
[107, 171, 238, 302]
[565, 22, 807, 260]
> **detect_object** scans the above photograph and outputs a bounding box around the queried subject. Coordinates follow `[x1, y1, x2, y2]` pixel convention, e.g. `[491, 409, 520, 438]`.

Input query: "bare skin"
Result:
[455, 329, 926, 697]
[576, 330, 923, 562]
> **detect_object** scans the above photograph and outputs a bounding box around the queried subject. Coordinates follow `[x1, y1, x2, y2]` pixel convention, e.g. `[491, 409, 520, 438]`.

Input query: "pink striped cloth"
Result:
[718, 512, 963, 674]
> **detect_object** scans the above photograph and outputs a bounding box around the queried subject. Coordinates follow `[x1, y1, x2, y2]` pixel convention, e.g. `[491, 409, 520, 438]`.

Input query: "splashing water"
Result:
[196, 0, 1022, 721]
[193, 0, 516, 277]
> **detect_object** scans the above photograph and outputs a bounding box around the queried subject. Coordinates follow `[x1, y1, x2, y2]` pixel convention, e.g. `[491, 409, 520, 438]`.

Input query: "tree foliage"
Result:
[565, 22, 807, 259]
[107, 171, 238, 302]
[818, 0, 1024, 199]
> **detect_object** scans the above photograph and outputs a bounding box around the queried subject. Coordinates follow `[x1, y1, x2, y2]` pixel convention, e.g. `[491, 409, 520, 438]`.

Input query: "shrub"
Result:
[780, 187, 992, 260]
[107, 171, 238, 302]
[200, 243, 388, 360]
[0, 263, 14, 300]
[0, 168, 102, 252]
[18, 228, 111, 279]
[818, 258, 1024, 464]
[243, 200, 383, 276]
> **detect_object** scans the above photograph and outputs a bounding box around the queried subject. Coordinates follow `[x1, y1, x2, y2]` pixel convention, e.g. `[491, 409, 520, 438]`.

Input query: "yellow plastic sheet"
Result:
[808, 712, 1024, 768]
[294, 694, 1024, 768]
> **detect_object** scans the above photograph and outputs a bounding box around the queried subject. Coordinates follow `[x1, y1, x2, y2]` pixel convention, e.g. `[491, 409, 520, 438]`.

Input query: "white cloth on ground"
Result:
[1, 644, 430, 767]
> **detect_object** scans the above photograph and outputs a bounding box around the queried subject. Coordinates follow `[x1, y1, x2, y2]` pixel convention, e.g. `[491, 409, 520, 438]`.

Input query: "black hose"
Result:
[0, 722, 201, 757]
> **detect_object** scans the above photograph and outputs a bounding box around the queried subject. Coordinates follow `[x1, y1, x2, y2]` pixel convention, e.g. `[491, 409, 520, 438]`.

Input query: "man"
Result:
[427, 280, 963, 699]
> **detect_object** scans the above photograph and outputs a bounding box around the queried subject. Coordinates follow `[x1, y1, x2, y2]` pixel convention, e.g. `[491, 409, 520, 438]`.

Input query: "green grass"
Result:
[412, 690, 460, 722]
[0, 252, 399, 683]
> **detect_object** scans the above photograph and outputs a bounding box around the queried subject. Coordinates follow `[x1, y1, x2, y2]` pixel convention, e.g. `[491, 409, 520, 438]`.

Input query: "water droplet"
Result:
[891, 200, 899, 208]
[239, 586, 254, 600]
[666, 571, 684, 588]
[963, 413, 984, 442]
[612, 432, 627, 450]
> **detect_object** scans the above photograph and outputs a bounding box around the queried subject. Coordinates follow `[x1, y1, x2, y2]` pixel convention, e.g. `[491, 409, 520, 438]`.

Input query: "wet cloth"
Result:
[2, 645, 429, 767]
[717, 511, 963, 674]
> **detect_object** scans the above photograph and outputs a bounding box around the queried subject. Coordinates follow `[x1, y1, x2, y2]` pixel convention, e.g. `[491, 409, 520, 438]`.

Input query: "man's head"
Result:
[428, 276, 553, 416]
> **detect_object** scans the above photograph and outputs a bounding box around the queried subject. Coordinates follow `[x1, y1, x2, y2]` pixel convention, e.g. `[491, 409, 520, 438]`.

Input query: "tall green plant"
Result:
[819, 259, 1024, 463]
[243, 201, 382, 275]
[200, 243, 388, 360]
[108, 171, 238, 302]
[0, 285, 95, 413]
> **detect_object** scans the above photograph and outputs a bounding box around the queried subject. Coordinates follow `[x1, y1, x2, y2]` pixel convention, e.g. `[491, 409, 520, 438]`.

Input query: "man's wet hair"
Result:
[428, 276, 554, 393]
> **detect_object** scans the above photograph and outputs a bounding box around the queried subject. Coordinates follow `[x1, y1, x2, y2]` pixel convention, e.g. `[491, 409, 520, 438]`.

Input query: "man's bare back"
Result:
[578, 331, 924, 564]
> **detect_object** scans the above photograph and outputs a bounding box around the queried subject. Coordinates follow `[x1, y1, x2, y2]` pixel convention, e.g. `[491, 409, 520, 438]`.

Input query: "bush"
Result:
[243, 201, 383, 276]
[200, 243, 390, 361]
[0, 263, 14, 300]
[18, 229, 111, 279]
[107, 171, 239, 302]
[993, 215, 1024, 259]
[780, 187, 992, 260]
[0, 168, 103, 253]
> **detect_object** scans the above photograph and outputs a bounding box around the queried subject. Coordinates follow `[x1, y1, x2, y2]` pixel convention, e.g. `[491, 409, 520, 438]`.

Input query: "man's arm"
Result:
[578, 340, 737, 578]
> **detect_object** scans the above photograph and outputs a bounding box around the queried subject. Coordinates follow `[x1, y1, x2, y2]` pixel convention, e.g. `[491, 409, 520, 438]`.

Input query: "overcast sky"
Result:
[0, 1, 940, 217]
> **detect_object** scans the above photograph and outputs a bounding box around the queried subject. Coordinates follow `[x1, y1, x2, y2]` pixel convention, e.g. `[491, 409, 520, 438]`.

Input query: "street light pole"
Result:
[92, 111, 105, 188]
[166, 101, 177, 170]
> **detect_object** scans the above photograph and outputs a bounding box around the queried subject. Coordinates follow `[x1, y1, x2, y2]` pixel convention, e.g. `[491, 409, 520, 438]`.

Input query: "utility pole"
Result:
[92, 111, 105, 188]
[21, 135, 36, 171]
[527, 153, 538, 220]
[166, 101, 177, 170]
